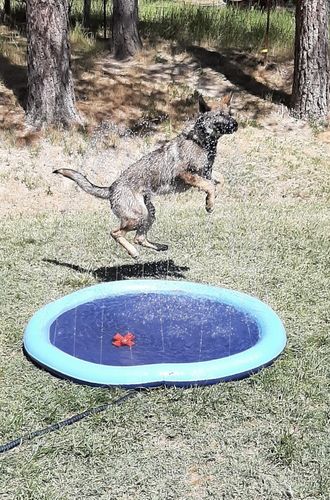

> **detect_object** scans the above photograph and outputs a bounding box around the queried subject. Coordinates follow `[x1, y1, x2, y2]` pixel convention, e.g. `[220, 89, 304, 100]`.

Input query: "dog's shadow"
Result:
[43, 258, 190, 282]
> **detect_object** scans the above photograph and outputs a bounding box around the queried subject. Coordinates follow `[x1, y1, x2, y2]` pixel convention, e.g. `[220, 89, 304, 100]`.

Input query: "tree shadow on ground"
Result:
[0, 54, 27, 108]
[43, 258, 189, 282]
[187, 45, 291, 106]
[73, 49, 202, 131]
[72, 42, 293, 130]
[0, 23, 292, 134]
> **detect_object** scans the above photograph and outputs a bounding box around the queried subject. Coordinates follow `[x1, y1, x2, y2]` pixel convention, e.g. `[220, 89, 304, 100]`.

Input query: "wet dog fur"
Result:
[54, 94, 238, 259]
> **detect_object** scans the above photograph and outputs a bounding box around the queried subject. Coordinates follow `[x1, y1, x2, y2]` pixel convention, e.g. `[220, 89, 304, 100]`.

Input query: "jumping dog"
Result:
[54, 94, 238, 259]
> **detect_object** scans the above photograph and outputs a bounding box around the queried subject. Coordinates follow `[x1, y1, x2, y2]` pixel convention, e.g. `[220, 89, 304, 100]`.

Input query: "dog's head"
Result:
[192, 94, 238, 143]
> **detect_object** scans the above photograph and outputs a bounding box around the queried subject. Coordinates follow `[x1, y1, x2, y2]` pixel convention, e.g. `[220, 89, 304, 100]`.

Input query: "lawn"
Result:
[8, 0, 295, 57]
[0, 2, 329, 497]
[0, 121, 329, 498]
[140, 0, 294, 56]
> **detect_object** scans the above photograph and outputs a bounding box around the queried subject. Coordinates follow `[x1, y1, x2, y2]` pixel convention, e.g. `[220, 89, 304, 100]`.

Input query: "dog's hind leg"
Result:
[177, 172, 216, 213]
[134, 196, 168, 252]
[134, 229, 169, 252]
[111, 221, 140, 259]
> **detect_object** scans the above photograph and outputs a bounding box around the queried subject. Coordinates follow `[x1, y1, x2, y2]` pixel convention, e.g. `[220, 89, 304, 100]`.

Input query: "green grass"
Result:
[140, 2, 295, 55]
[0, 190, 329, 498]
[9, 0, 295, 57]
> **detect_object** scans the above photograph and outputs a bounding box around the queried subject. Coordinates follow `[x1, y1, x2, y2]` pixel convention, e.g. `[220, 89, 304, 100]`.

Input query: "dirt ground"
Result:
[0, 37, 329, 218]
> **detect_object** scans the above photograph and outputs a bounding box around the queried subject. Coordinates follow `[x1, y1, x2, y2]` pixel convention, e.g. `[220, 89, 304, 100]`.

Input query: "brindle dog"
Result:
[54, 94, 238, 259]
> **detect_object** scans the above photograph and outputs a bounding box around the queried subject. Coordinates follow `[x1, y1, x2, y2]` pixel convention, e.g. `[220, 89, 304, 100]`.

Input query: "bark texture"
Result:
[26, 0, 82, 128]
[112, 0, 142, 60]
[83, 0, 91, 29]
[4, 0, 11, 16]
[291, 0, 329, 120]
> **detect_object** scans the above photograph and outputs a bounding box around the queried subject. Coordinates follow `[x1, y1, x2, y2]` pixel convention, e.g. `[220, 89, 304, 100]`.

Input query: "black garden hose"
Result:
[0, 390, 136, 454]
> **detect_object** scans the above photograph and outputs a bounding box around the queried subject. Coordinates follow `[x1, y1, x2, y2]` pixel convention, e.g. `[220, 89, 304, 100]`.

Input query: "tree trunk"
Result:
[112, 0, 142, 60]
[291, 0, 329, 120]
[26, 0, 82, 128]
[83, 0, 91, 29]
[4, 0, 11, 16]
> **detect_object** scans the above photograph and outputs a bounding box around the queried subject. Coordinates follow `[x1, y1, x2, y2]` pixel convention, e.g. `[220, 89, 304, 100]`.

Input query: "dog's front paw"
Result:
[213, 175, 224, 197]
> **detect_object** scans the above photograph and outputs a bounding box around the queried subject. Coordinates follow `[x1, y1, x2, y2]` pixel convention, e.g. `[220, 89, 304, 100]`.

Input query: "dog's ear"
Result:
[219, 92, 234, 111]
[198, 94, 212, 114]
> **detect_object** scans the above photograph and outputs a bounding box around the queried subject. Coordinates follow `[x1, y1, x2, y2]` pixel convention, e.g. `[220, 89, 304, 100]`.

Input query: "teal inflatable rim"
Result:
[24, 280, 287, 387]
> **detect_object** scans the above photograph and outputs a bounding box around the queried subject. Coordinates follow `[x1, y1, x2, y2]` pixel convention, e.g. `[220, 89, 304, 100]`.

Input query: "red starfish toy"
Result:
[112, 332, 135, 347]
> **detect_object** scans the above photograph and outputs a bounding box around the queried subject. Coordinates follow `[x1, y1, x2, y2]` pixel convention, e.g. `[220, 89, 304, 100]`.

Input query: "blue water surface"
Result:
[50, 292, 260, 366]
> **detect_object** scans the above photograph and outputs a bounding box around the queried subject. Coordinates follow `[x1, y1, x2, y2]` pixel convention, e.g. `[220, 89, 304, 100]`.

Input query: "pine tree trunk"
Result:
[112, 0, 142, 60]
[26, 0, 82, 128]
[291, 0, 329, 120]
[83, 0, 91, 29]
[4, 0, 11, 16]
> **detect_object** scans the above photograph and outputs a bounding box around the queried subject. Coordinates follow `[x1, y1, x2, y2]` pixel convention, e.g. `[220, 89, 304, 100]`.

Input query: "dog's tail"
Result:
[53, 168, 110, 200]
